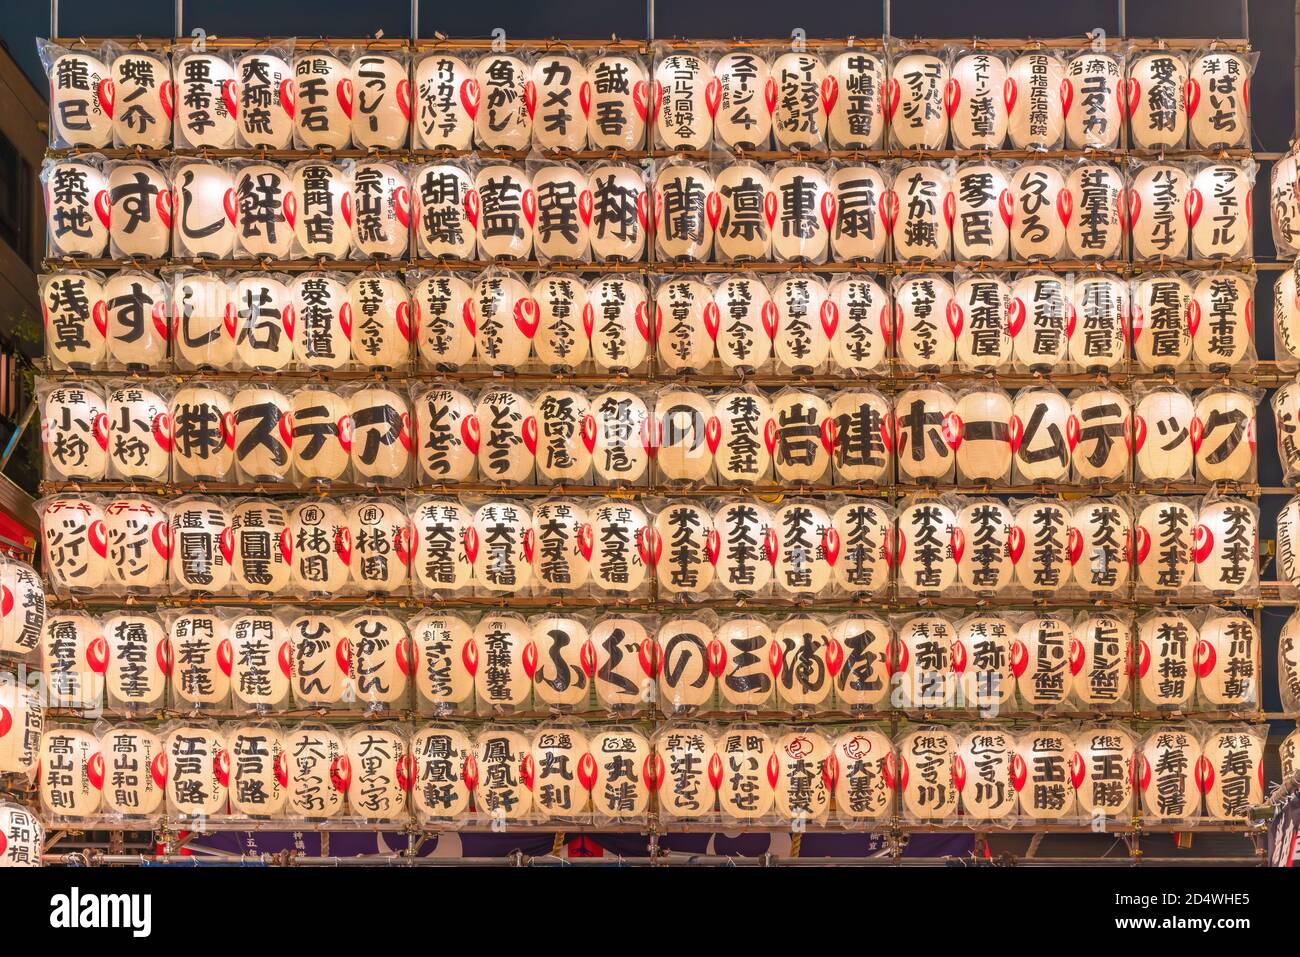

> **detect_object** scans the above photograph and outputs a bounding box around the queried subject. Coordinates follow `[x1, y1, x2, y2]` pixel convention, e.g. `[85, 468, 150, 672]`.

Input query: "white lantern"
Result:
[530, 724, 592, 817]
[953, 275, 1011, 371]
[227, 723, 287, 817]
[1133, 388, 1194, 481]
[715, 619, 775, 709]
[774, 730, 832, 822]
[893, 386, 956, 481]
[43, 613, 105, 709]
[1070, 501, 1130, 593]
[1198, 729, 1264, 821]
[167, 611, 232, 707]
[655, 278, 713, 372]
[234, 51, 294, 149]
[773, 501, 833, 596]
[955, 501, 1014, 594]
[413, 54, 476, 150]
[288, 161, 352, 259]
[474, 272, 536, 370]
[40, 272, 107, 371]
[228, 614, 292, 710]
[233, 162, 292, 259]
[350, 162, 410, 259]
[473, 53, 532, 149]
[288, 616, 351, 706]
[1006, 52, 1066, 149]
[588, 163, 647, 262]
[656, 389, 714, 483]
[895, 500, 959, 596]
[1064, 162, 1124, 260]
[42, 383, 109, 481]
[529, 617, 592, 710]
[348, 388, 412, 482]
[954, 614, 1014, 708]
[1014, 729, 1076, 820]
[1010, 499, 1071, 594]
[894, 274, 956, 371]
[1188, 52, 1250, 149]
[588, 276, 648, 371]
[1009, 275, 1069, 371]
[826, 51, 886, 149]
[830, 729, 893, 821]
[1137, 612, 1196, 709]
[712, 162, 772, 262]
[283, 723, 347, 818]
[654, 53, 713, 150]
[44, 160, 109, 257]
[346, 275, 412, 369]
[586, 55, 649, 150]
[412, 163, 475, 261]
[288, 388, 350, 481]
[829, 165, 888, 262]
[770, 389, 833, 483]
[343, 503, 415, 594]
[1194, 501, 1257, 596]
[532, 164, 591, 261]
[174, 52, 238, 148]
[101, 613, 168, 712]
[471, 616, 535, 710]
[1189, 164, 1252, 260]
[1011, 614, 1074, 708]
[287, 501, 350, 594]
[293, 53, 352, 149]
[105, 386, 169, 481]
[713, 276, 774, 371]
[830, 616, 891, 710]
[949, 53, 1010, 149]
[0, 803, 44, 866]
[0, 559, 46, 659]
[772, 276, 833, 373]
[39, 727, 104, 820]
[896, 728, 959, 821]
[474, 389, 535, 483]
[653, 725, 719, 818]
[712, 390, 772, 484]
[1072, 726, 1135, 820]
[228, 501, 290, 595]
[1192, 390, 1255, 483]
[955, 728, 1017, 820]
[1129, 163, 1191, 260]
[1009, 163, 1069, 260]
[414, 274, 476, 369]
[1069, 388, 1130, 482]
[1134, 498, 1195, 593]
[345, 614, 411, 707]
[470, 503, 535, 594]
[229, 387, 292, 482]
[653, 503, 715, 596]
[1138, 728, 1200, 822]
[715, 725, 775, 820]
[49, 50, 113, 147]
[1196, 614, 1257, 707]
[1128, 52, 1188, 148]
[530, 53, 587, 150]
[0, 680, 41, 781]
[952, 162, 1012, 260]
[107, 161, 171, 258]
[409, 614, 475, 711]
[171, 273, 234, 370]
[771, 52, 830, 149]
[889, 54, 949, 149]
[104, 497, 170, 591]
[171, 161, 236, 258]
[1191, 272, 1253, 370]
[351, 53, 410, 149]
[99, 726, 165, 820]
[41, 497, 108, 594]
[1131, 274, 1193, 371]
[233, 276, 294, 371]
[1068, 274, 1127, 372]
[654, 164, 715, 261]
[712, 52, 774, 149]
[532, 276, 588, 372]
[656, 617, 719, 712]
[169, 386, 233, 480]
[1063, 52, 1124, 148]
[889, 163, 952, 261]
[530, 502, 591, 593]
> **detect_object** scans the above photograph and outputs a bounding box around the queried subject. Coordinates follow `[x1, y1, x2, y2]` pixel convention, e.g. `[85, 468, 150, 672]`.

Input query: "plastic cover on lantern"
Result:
[531, 274, 590, 372]
[224, 718, 288, 819]
[824, 49, 886, 150]
[39, 379, 108, 482]
[287, 614, 352, 709]
[529, 720, 594, 821]
[1130, 273, 1193, 373]
[527, 161, 592, 263]
[953, 499, 1014, 595]
[1136, 610, 1198, 711]
[1008, 385, 1070, 483]
[770, 274, 833, 373]
[888, 161, 953, 262]
[226, 611, 294, 712]
[769, 162, 834, 263]
[411, 160, 477, 261]
[771, 50, 830, 150]
[711, 50, 774, 151]
[1137, 723, 1203, 825]
[410, 271, 476, 370]
[893, 383, 957, 483]
[587, 161, 648, 263]
[829, 726, 895, 825]
[1279, 610, 1300, 715]
[1274, 263, 1300, 371]
[100, 269, 170, 369]
[1064, 160, 1126, 261]
[1194, 610, 1259, 711]
[951, 612, 1015, 710]
[710, 498, 775, 597]
[652, 387, 715, 485]
[1072, 723, 1136, 821]
[707, 274, 774, 372]
[472, 50, 534, 150]
[350, 161, 411, 260]
[231, 45, 295, 150]
[710, 387, 773, 486]
[0, 555, 46, 661]
[232, 273, 294, 371]
[1193, 496, 1259, 599]
[951, 272, 1011, 373]
[951, 160, 1013, 261]
[168, 270, 235, 371]
[952, 387, 1014, 484]
[282, 721, 348, 819]
[710, 160, 772, 263]
[649, 499, 716, 600]
[653, 276, 713, 372]
[103, 494, 171, 594]
[106, 159, 172, 260]
[528, 614, 595, 711]
[891, 272, 957, 372]
[587, 274, 650, 373]
[0, 801, 44, 867]
[586, 615, 654, 713]
[0, 675, 42, 788]
[42, 155, 110, 259]
[341, 611, 412, 712]
[40, 41, 115, 149]
[412, 51, 476, 150]
[827, 163, 888, 264]
[1132, 495, 1196, 597]
[95, 722, 166, 825]
[948, 50, 1011, 150]
[167, 158, 237, 259]
[38, 724, 105, 823]
[894, 724, 960, 823]
[1063, 49, 1124, 149]
[37, 496, 107, 596]
[42, 612, 105, 710]
[1008, 612, 1076, 712]
[472, 386, 536, 484]
[1127, 161, 1192, 261]
[291, 49, 354, 150]
[163, 608, 233, 709]
[1068, 273, 1128, 373]
[655, 613, 723, 714]
[771, 499, 835, 598]
[407, 611, 476, 714]
[652, 159, 716, 262]
[768, 387, 834, 484]
[1068, 498, 1131, 595]
[344, 384, 413, 486]
[160, 721, 231, 822]
[1192, 387, 1258, 484]
[1199, 725, 1266, 821]
[230, 160, 293, 261]
[1068, 386, 1131, 484]
[528, 500, 593, 595]
[888, 50, 950, 150]
[1132, 385, 1195, 483]
[1008, 496, 1071, 595]
[469, 614, 536, 715]
[165, 495, 233, 596]
[894, 496, 960, 598]
[1187, 49, 1255, 150]
[1126, 49, 1189, 150]
[954, 725, 1019, 823]
[1189, 161, 1254, 261]
[826, 614, 891, 713]
[585, 51, 649, 151]
[100, 611, 168, 713]
[1277, 497, 1300, 592]
[167, 383, 233, 481]
[228, 499, 292, 596]
[1190, 270, 1255, 371]
[710, 617, 773, 711]
[1008, 271, 1071, 372]
[287, 159, 354, 260]
[1270, 150, 1300, 257]
[473, 268, 537, 371]
[714, 721, 776, 823]
[1008, 161, 1069, 261]
[345, 274, 413, 370]
[651, 46, 714, 151]
[40, 270, 108, 371]
[350, 49, 411, 150]
[651, 720, 720, 822]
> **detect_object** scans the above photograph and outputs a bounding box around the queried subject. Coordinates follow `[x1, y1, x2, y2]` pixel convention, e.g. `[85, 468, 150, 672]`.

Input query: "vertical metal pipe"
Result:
[1295, 0, 1300, 139]
[883, 0, 891, 43]
[1241, 0, 1250, 39]
[50, 0, 58, 39]
[411, 0, 419, 41]
[1117, 0, 1126, 37]
[646, 0, 654, 41]
[175, 0, 183, 38]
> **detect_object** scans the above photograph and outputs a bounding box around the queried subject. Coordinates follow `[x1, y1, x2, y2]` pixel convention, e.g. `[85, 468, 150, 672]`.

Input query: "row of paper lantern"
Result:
[39, 269, 1260, 377]
[41, 43, 1252, 154]
[14, 720, 1276, 831]
[15, 605, 1272, 717]
[41, 155, 1255, 264]
[39, 381, 1261, 487]
[36, 493, 1260, 600]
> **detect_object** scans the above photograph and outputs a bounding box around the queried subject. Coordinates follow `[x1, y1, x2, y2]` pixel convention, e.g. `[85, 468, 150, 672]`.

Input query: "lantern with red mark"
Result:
[1133, 497, 1195, 595]
[1196, 612, 1259, 709]
[413, 54, 476, 150]
[533, 276, 590, 372]
[956, 727, 1017, 820]
[896, 727, 959, 822]
[1193, 388, 1257, 483]
[588, 392, 650, 487]
[1013, 614, 1074, 710]
[470, 502, 535, 595]
[40, 271, 108, 371]
[411, 724, 473, 820]
[474, 270, 536, 370]
[831, 729, 894, 821]
[288, 387, 351, 482]
[772, 616, 835, 710]
[1010, 498, 1072, 594]
[830, 501, 891, 596]
[654, 53, 713, 150]
[713, 389, 772, 484]
[292, 52, 352, 149]
[226, 613, 292, 712]
[588, 276, 649, 372]
[712, 161, 773, 262]
[1063, 51, 1123, 149]
[103, 496, 170, 592]
[952, 161, 1012, 260]
[1009, 271, 1069, 371]
[287, 501, 351, 595]
[714, 725, 775, 821]
[40, 497, 108, 594]
[1068, 274, 1127, 372]
[1069, 388, 1130, 483]
[1069, 500, 1131, 594]
[414, 387, 477, 485]
[1014, 728, 1077, 820]
[38, 726, 104, 821]
[890, 53, 949, 149]
[893, 273, 956, 372]
[653, 723, 719, 819]
[1193, 499, 1258, 598]
[473, 726, 534, 821]
[1191, 271, 1254, 370]
[1188, 51, 1251, 149]
[1138, 726, 1200, 823]
[587, 163, 646, 262]
[530, 723, 592, 817]
[893, 614, 956, 709]
[100, 612, 168, 713]
[408, 613, 475, 714]
[771, 52, 829, 149]
[828, 389, 891, 484]
[713, 276, 775, 371]
[44, 46, 113, 148]
[473, 53, 532, 149]
[954, 500, 1013, 595]
[411, 162, 474, 260]
[826, 51, 885, 149]
[1009, 163, 1069, 260]
[653, 503, 715, 598]
[0, 557, 46, 661]
[283, 722, 347, 818]
[893, 385, 957, 482]
[1073, 725, 1135, 821]
[288, 160, 352, 259]
[288, 272, 350, 370]
[828, 166, 888, 263]
[350, 53, 409, 149]
[589, 617, 655, 711]
[98, 725, 165, 822]
[346, 387, 411, 484]
[1006, 52, 1066, 149]
[42, 613, 105, 710]
[166, 497, 233, 595]
[530, 502, 591, 593]
[42, 157, 110, 258]
[342, 724, 408, 821]
[344, 275, 412, 370]
[350, 162, 409, 259]
[655, 278, 713, 372]
[1064, 161, 1124, 260]
[346, 500, 413, 595]
[1128, 52, 1189, 149]
[954, 614, 1014, 709]
[163, 722, 229, 820]
[165, 610, 232, 710]
[770, 163, 834, 262]
[586, 55, 648, 150]
[234, 50, 293, 149]
[952, 275, 1011, 372]
[169, 160, 236, 258]
[1129, 162, 1191, 260]
[953, 388, 1014, 484]
[40, 380, 109, 482]
[712, 499, 776, 596]
[949, 52, 1010, 149]
[1137, 611, 1197, 710]
[655, 388, 716, 484]
[1009, 386, 1070, 482]
[654, 162, 715, 261]
[106, 160, 171, 259]
[530, 616, 592, 710]
[413, 273, 476, 370]
[474, 388, 536, 483]
[828, 615, 891, 710]
[890, 163, 952, 261]
[226, 721, 287, 818]
[173, 51, 239, 148]
[532, 164, 591, 261]
[773, 729, 832, 822]
[1131, 274, 1193, 372]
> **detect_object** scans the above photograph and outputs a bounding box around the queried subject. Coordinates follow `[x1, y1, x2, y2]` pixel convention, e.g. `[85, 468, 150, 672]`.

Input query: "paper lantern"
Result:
[0, 680, 41, 781]
[228, 614, 292, 711]
[530, 724, 591, 817]
[1195, 613, 1257, 708]
[227, 722, 287, 817]
[345, 614, 411, 709]
[474, 272, 535, 370]
[286, 388, 349, 481]
[1010, 498, 1071, 593]
[411, 162, 474, 260]
[712, 390, 772, 484]
[0, 803, 43, 867]
[712, 52, 773, 149]
[530, 502, 591, 592]
[1199, 730, 1264, 820]
[470, 503, 535, 594]
[1069, 388, 1130, 482]
[954, 388, 1015, 482]
[1008, 163, 1068, 260]
[831, 729, 893, 821]
[771, 389, 832, 482]
[40, 272, 107, 371]
[588, 276, 648, 371]
[233, 162, 292, 259]
[174, 52, 237, 147]
[653, 724, 719, 818]
[347, 388, 411, 482]
[414, 274, 475, 369]
[889, 163, 952, 261]
[826, 51, 885, 148]
[653, 503, 715, 596]
[410, 724, 473, 820]
[894, 274, 956, 371]
[530, 616, 592, 709]
[170, 161, 236, 258]
[1191, 272, 1253, 370]
[1190, 164, 1252, 260]
[1131, 389, 1193, 482]
[589, 390, 650, 485]
[98, 726, 164, 820]
[955, 728, 1017, 820]
[712, 162, 772, 262]
[39, 727, 103, 819]
[473, 53, 532, 149]
[346, 501, 412, 594]
[1129, 163, 1190, 260]
[773, 501, 833, 596]
[471, 614, 535, 712]
[896, 728, 959, 821]
[1007, 388, 1067, 481]
[889, 54, 948, 149]
[771, 52, 829, 149]
[829, 166, 888, 262]
[1070, 501, 1131, 593]
[283, 723, 347, 817]
[952, 275, 1011, 371]
[1073, 726, 1135, 820]
[167, 611, 232, 708]
[654, 53, 713, 150]
[106, 161, 170, 258]
[1283, 729, 1300, 783]
[831, 502, 891, 595]
[1134, 498, 1195, 593]
[715, 725, 775, 820]
[894, 613, 955, 709]
[412, 387, 475, 483]
[586, 55, 649, 150]
[171, 273, 234, 370]
[42, 613, 104, 709]
[713, 276, 774, 371]
[1272, 152, 1300, 256]
[1014, 728, 1076, 820]
[714, 618, 774, 709]
[829, 390, 890, 483]
[772, 617, 835, 709]
[773, 730, 832, 822]
[285, 501, 349, 594]
[48, 50, 113, 147]
[770, 164, 833, 261]
[474, 389, 535, 483]
[653, 164, 715, 261]
[293, 53, 352, 149]
[287, 615, 351, 707]
[1064, 163, 1124, 260]
[656, 389, 715, 483]
[1188, 52, 1250, 149]
[952, 162, 1012, 260]
[772, 275, 832, 372]
[409, 500, 473, 595]
[1063, 52, 1123, 148]
[1068, 274, 1127, 371]
[533, 276, 589, 370]
[954, 614, 1014, 709]
[1006, 52, 1066, 149]
[233, 275, 293, 371]
[656, 617, 719, 712]
[40, 497, 108, 593]
[1278, 498, 1300, 590]
[406, 613, 474, 712]
[471, 171, 535, 260]
[532, 165, 591, 261]
[1137, 612, 1196, 709]
[1011, 614, 1074, 708]
[230, 386, 292, 482]
[830, 616, 891, 710]
[162, 723, 230, 819]
[1131, 274, 1193, 371]
[168, 386, 232, 480]
[585, 163, 646, 263]
[1192, 390, 1256, 483]
[288, 161, 352, 259]
[530, 53, 587, 151]
[1129, 52, 1188, 148]
[346, 275, 411, 369]
[1138, 728, 1200, 822]
[590, 617, 654, 709]
[44, 159, 109, 258]
[101, 612, 167, 712]
[413, 54, 475, 150]
[655, 278, 712, 371]
[104, 386, 168, 481]
[224, 501, 288, 595]
[350, 53, 410, 149]
[893, 385, 956, 481]
[104, 497, 170, 591]
[949, 53, 1009, 148]
[234, 51, 293, 148]
[955, 501, 1014, 594]
[350, 162, 410, 259]
[0, 558, 46, 659]
[712, 499, 776, 594]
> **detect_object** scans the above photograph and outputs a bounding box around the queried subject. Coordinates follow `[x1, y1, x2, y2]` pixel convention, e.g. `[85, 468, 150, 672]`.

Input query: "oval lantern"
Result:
[770, 389, 833, 483]
[471, 616, 535, 711]
[955, 728, 1018, 820]
[169, 386, 233, 481]
[44, 159, 109, 258]
[409, 614, 475, 712]
[107, 160, 171, 259]
[716, 618, 775, 709]
[772, 617, 835, 709]
[889, 54, 949, 149]
[654, 163, 715, 262]
[38, 727, 103, 820]
[230, 386, 292, 482]
[1009, 163, 1069, 261]
[1139, 727, 1200, 822]
[287, 501, 350, 594]
[894, 274, 956, 371]
[174, 52, 238, 148]
[1134, 497, 1195, 593]
[235, 51, 294, 149]
[1129, 162, 1191, 260]
[345, 500, 413, 594]
[346, 275, 411, 369]
[954, 614, 1014, 709]
[893, 386, 956, 481]
[586, 55, 648, 150]
[287, 617, 350, 707]
[98, 726, 165, 820]
[413, 387, 476, 484]
[653, 724, 719, 819]
[1070, 501, 1131, 594]
[949, 53, 1010, 149]
[1190, 163, 1252, 260]
[283, 723, 347, 818]
[172, 273, 234, 370]
[1063, 52, 1124, 148]
[233, 162, 292, 259]
[532, 164, 590, 261]
[530, 502, 591, 593]
[227, 723, 287, 818]
[529, 724, 591, 817]
[713, 390, 772, 484]
[0, 558, 46, 659]
[474, 271, 534, 370]
[351, 53, 410, 149]
[829, 165, 888, 263]
[954, 389, 1014, 483]
[171, 161, 236, 258]
[0, 681, 42, 781]
[656, 617, 718, 712]
[655, 278, 713, 372]
[656, 389, 715, 483]
[474, 388, 535, 483]
[1015, 728, 1076, 820]
[1196, 613, 1258, 707]
[712, 162, 772, 262]
[1129, 52, 1188, 149]
[40, 272, 107, 371]
[830, 616, 892, 710]
[771, 52, 829, 149]
[1009, 274, 1069, 372]
[1193, 390, 1256, 483]
[41, 383, 108, 481]
[1006, 52, 1067, 149]
[1194, 500, 1257, 597]
[1188, 52, 1250, 149]
[712, 499, 776, 595]
[345, 614, 410, 708]
[0, 806, 43, 866]
[1069, 388, 1130, 482]
[1199, 729, 1264, 821]
[1137, 612, 1197, 710]
[712, 52, 773, 150]
[773, 501, 833, 596]
[952, 161, 1012, 261]
[889, 163, 952, 262]
[106, 386, 169, 481]
[350, 162, 409, 259]
[1073, 726, 1136, 820]
[49, 50, 113, 148]
[1272, 153, 1300, 257]
[533, 276, 588, 372]
[530, 617, 591, 709]
[772, 276, 833, 373]
[654, 53, 713, 150]
[828, 276, 889, 374]
[896, 727, 959, 821]
[1191, 272, 1253, 370]
[288, 387, 350, 481]
[530, 53, 587, 151]
[955, 502, 1014, 595]
[587, 163, 647, 262]
[826, 51, 885, 149]
[470, 503, 535, 594]
[590, 617, 653, 710]
[1011, 498, 1072, 594]
[348, 387, 412, 482]
[715, 725, 775, 821]
[589, 390, 650, 486]
[473, 53, 532, 149]
[714, 276, 775, 371]
[413, 53, 475, 150]
[589, 502, 650, 595]
[895, 499, 959, 597]
[409, 500, 473, 594]
[414, 273, 475, 369]
[1131, 274, 1193, 371]
[103, 497, 170, 591]
[1133, 388, 1194, 482]
[288, 161, 352, 259]
[952, 275, 1011, 372]
[228, 613, 292, 711]
[831, 729, 894, 821]
[1069, 274, 1127, 372]
[1064, 162, 1124, 260]
[774, 729, 832, 823]
[1012, 614, 1074, 709]
[41, 497, 109, 594]
[653, 503, 715, 596]
[233, 275, 293, 371]
[586, 727, 651, 820]
[588, 276, 648, 371]
[42, 613, 105, 709]
[167, 611, 232, 707]
[292, 53, 352, 149]
[1277, 499, 1300, 591]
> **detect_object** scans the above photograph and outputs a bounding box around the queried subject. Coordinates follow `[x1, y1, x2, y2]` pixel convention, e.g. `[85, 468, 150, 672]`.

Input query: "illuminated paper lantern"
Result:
[414, 274, 476, 369]
[48, 49, 113, 147]
[533, 276, 589, 370]
[1137, 612, 1196, 709]
[830, 729, 893, 821]
[40, 272, 107, 371]
[98, 726, 165, 820]
[1070, 501, 1130, 594]
[653, 503, 715, 596]
[43, 613, 104, 709]
[713, 276, 774, 371]
[893, 385, 956, 481]
[471, 166, 537, 261]
[830, 502, 890, 595]
[348, 388, 411, 482]
[715, 618, 774, 709]
[530, 53, 587, 151]
[829, 616, 891, 710]
[230, 501, 290, 594]
[342, 727, 408, 817]
[471, 727, 534, 821]
[656, 389, 715, 483]
[713, 390, 772, 484]
[233, 275, 293, 371]
[951, 162, 1012, 260]
[953, 389, 1014, 482]
[703, 499, 773, 598]
[40, 497, 108, 594]
[288, 161, 352, 259]
[1277, 498, 1300, 590]
[772, 616, 835, 709]
[340, 501, 414, 593]
[654, 53, 713, 150]
[410, 725, 473, 819]
[952, 275, 1011, 371]
[228, 614, 292, 710]
[896, 728, 959, 821]
[531, 616, 592, 709]
[1010, 275, 1069, 372]
[227, 723, 287, 817]
[233, 162, 292, 259]
[39, 727, 103, 820]
[1068, 274, 1127, 371]
[712, 52, 773, 149]
[107, 161, 171, 258]
[653, 724, 719, 819]
[1011, 614, 1074, 709]
[169, 386, 233, 481]
[829, 166, 888, 262]
[1133, 389, 1194, 481]
[105, 386, 168, 481]
[656, 617, 718, 712]
[231, 386, 293, 482]
[414, 387, 476, 483]
[1133, 498, 1195, 593]
[590, 617, 654, 709]
[293, 53, 352, 149]
[287, 501, 350, 594]
[955, 728, 1017, 820]
[346, 275, 411, 369]
[1195, 613, 1257, 707]
[589, 390, 650, 486]
[1272, 152, 1300, 256]
[1194, 501, 1257, 597]
[473, 53, 532, 149]
[712, 162, 772, 262]
[0, 558, 46, 659]
[1188, 52, 1250, 149]
[104, 497, 170, 591]
[586, 55, 649, 150]
[172, 273, 234, 370]
[410, 501, 474, 594]
[1014, 728, 1076, 820]
[413, 54, 476, 150]
[771, 52, 829, 149]
[44, 159, 109, 258]
[530, 724, 591, 817]
[773, 501, 833, 596]
[0, 680, 41, 781]
[829, 389, 890, 483]
[350, 162, 410, 259]
[1006, 52, 1066, 149]
[1064, 162, 1124, 260]
[470, 504, 535, 594]
[289, 387, 351, 481]
[655, 278, 713, 372]
[889, 53, 949, 149]
[171, 161, 236, 258]
[1063, 51, 1123, 148]
[949, 53, 1010, 149]
[174, 52, 238, 148]
[654, 163, 715, 261]
[1010, 498, 1071, 594]
[774, 730, 832, 822]
[1192, 390, 1256, 483]
[283, 723, 347, 818]
[771, 389, 832, 482]
[954, 614, 1014, 709]
[412, 163, 474, 260]
[168, 611, 232, 707]
[772, 275, 833, 372]
[288, 615, 351, 706]
[0, 803, 44, 867]
[1009, 163, 1068, 260]
[530, 502, 591, 592]
[234, 51, 293, 149]
[1191, 272, 1253, 370]
[715, 725, 775, 820]
[101, 613, 167, 712]
[1073, 726, 1135, 820]
[826, 51, 885, 149]
[1199, 730, 1264, 821]
[889, 163, 952, 261]
[1129, 52, 1188, 148]
[588, 276, 648, 371]
[1129, 163, 1190, 260]
[1138, 728, 1200, 822]
[1283, 729, 1300, 782]
[1190, 164, 1252, 260]
[1131, 274, 1192, 371]
[351, 53, 410, 149]
[894, 274, 956, 371]
[895, 614, 955, 708]
[955, 501, 1013, 594]
[532, 165, 591, 261]
[1069, 388, 1130, 482]
[474, 272, 535, 370]
[474, 389, 535, 483]
[471, 615, 535, 712]
[1008, 387, 1067, 481]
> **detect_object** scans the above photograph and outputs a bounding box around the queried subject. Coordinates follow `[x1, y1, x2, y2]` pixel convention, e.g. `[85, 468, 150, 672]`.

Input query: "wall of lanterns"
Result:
[3, 30, 1298, 866]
